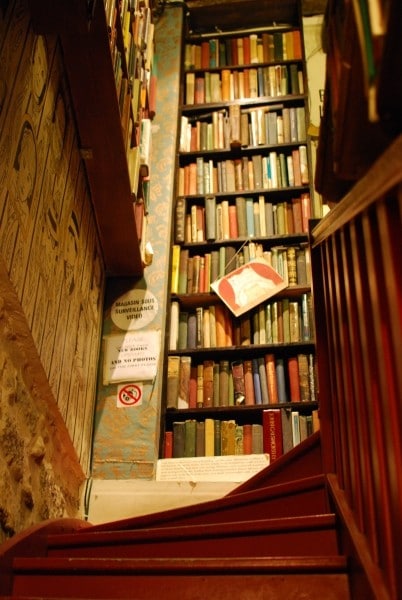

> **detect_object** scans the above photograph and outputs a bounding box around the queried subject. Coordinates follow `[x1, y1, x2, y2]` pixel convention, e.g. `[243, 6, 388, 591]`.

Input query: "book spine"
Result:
[263, 408, 283, 461]
[231, 360, 246, 405]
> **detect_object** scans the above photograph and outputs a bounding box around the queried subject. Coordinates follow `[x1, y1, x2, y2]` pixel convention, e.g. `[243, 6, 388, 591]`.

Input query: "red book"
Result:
[195, 76, 205, 104]
[243, 35, 251, 64]
[188, 163, 197, 195]
[291, 196, 303, 232]
[292, 30, 302, 59]
[265, 353, 279, 404]
[243, 359, 255, 405]
[288, 355, 301, 402]
[201, 41, 210, 68]
[263, 408, 283, 461]
[188, 366, 197, 408]
[301, 193, 311, 233]
[164, 431, 173, 458]
[228, 204, 239, 238]
[231, 37, 238, 65]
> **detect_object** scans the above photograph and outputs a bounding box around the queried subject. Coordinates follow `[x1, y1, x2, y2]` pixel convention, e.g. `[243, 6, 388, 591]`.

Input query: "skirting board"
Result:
[82, 479, 238, 525]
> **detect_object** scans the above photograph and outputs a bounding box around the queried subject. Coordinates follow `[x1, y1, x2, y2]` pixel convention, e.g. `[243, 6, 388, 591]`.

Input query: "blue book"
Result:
[252, 358, 262, 404]
[275, 358, 288, 403]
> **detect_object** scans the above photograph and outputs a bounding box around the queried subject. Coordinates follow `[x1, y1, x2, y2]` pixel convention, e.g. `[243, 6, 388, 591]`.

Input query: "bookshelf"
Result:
[27, 0, 156, 276]
[162, 0, 320, 464]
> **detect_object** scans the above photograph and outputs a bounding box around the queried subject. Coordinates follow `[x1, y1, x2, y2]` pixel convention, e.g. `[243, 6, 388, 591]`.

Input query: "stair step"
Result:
[46, 513, 339, 559]
[232, 431, 323, 494]
[87, 473, 329, 533]
[11, 556, 351, 599]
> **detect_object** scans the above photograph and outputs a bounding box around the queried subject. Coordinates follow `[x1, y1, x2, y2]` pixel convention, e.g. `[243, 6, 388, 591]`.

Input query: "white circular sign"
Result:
[111, 289, 158, 330]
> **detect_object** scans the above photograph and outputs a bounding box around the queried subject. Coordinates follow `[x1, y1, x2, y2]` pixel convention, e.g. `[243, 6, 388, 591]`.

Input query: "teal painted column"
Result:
[91, 6, 183, 479]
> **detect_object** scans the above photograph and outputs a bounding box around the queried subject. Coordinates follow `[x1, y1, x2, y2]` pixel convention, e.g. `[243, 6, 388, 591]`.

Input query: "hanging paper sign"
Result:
[111, 288, 158, 330]
[103, 329, 160, 383]
[210, 258, 287, 317]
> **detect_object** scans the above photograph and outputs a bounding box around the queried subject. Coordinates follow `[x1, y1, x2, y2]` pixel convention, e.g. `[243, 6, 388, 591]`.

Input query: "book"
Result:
[231, 360, 246, 405]
[203, 359, 214, 407]
[164, 431, 173, 459]
[170, 244, 180, 293]
[252, 423, 263, 453]
[291, 411, 301, 446]
[173, 421, 186, 457]
[263, 408, 283, 461]
[196, 421, 205, 457]
[265, 353, 279, 404]
[178, 356, 191, 408]
[178, 248, 189, 294]
[184, 419, 197, 457]
[169, 301, 179, 350]
[221, 420, 236, 455]
[252, 358, 262, 405]
[205, 195, 216, 241]
[167, 356, 180, 408]
[257, 356, 269, 404]
[281, 408, 294, 453]
[243, 359, 255, 405]
[196, 363, 204, 408]
[275, 357, 287, 403]
[214, 419, 222, 455]
[204, 418, 215, 456]
[219, 360, 230, 406]
[288, 355, 301, 402]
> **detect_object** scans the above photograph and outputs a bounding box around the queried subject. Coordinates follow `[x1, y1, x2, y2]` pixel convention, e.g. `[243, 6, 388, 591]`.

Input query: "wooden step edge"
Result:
[46, 513, 337, 549]
[12, 555, 348, 575]
[231, 431, 322, 495]
[83, 472, 327, 534]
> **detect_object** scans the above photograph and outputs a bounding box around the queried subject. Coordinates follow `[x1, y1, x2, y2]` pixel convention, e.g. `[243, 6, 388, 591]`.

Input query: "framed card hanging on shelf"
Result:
[210, 258, 287, 317]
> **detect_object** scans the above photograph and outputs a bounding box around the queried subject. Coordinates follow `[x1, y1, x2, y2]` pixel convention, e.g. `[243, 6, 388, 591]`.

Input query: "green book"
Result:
[184, 419, 197, 457]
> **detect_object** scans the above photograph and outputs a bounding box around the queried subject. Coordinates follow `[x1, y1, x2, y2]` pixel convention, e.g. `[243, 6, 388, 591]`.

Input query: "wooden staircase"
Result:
[0, 433, 352, 599]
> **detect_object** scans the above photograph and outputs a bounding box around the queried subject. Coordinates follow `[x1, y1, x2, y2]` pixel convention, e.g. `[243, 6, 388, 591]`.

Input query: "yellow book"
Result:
[170, 244, 181, 294]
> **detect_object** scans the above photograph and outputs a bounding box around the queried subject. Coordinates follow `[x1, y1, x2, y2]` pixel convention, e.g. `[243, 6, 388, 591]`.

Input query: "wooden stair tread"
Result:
[13, 555, 348, 573]
[47, 513, 337, 547]
[10, 556, 352, 600]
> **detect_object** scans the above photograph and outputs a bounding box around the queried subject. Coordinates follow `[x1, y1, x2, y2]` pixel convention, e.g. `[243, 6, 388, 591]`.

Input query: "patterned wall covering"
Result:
[91, 6, 183, 479]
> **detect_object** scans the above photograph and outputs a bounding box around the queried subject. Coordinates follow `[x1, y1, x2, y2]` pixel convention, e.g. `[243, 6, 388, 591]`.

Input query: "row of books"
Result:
[167, 352, 317, 411]
[169, 294, 314, 352]
[104, 0, 155, 197]
[184, 30, 303, 71]
[171, 243, 310, 294]
[179, 105, 306, 153]
[174, 194, 312, 244]
[165, 408, 318, 460]
[178, 147, 309, 196]
[185, 64, 303, 105]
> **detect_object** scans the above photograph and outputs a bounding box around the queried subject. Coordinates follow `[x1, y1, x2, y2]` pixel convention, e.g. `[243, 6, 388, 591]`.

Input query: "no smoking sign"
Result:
[117, 383, 143, 407]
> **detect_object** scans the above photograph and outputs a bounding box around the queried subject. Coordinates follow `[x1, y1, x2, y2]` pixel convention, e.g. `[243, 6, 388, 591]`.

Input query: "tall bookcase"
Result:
[162, 0, 320, 466]
[28, 0, 156, 276]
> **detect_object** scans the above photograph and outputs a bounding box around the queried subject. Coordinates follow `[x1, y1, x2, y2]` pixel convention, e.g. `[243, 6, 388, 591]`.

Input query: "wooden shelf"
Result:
[28, 0, 144, 276]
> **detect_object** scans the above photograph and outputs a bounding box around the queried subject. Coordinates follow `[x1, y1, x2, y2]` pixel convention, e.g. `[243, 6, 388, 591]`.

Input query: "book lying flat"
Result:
[211, 258, 287, 317]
